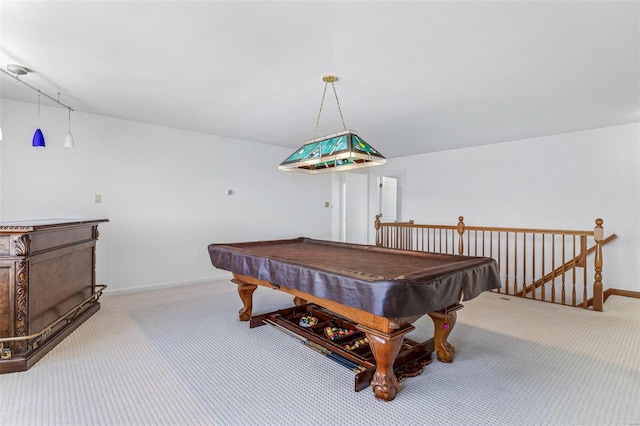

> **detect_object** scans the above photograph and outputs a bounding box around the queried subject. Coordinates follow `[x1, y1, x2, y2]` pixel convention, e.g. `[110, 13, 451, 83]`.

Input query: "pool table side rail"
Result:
[208, 237, 501, 318]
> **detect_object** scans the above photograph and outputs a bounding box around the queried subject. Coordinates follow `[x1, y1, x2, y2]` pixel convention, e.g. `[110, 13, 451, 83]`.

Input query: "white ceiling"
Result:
[1, 1, 638, 158]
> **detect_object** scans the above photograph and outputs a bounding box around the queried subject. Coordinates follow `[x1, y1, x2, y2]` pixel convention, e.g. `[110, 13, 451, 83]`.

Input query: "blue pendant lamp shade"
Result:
[32, 128, 45, 147]
[32, 91, 45, 147]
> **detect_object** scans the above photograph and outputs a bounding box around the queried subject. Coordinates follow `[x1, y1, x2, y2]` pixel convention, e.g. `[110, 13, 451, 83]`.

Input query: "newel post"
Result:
[593, 218, 604, 311]
[457, 216, 465, 255]
[375, 214, 382, 247]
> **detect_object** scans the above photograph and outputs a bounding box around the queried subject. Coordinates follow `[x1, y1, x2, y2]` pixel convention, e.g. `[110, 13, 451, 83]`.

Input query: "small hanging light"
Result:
[32, 91, 45, 147]
[279, 75, 386, 174]
[64, 107, 75, 148]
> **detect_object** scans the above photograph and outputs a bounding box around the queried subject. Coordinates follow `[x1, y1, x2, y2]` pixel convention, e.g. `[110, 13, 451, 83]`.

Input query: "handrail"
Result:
[525, 234, 617, 293]
[374, 215, 616, 311]
[0, 285, 107, 359]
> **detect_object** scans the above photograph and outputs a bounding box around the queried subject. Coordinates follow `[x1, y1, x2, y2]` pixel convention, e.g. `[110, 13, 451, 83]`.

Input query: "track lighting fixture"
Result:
[1, 64, 76, 149]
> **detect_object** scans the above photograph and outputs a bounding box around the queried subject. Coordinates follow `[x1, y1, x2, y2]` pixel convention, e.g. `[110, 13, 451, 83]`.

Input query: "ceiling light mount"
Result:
[322, 75, 338, 83]
[6, 64, 29, 76]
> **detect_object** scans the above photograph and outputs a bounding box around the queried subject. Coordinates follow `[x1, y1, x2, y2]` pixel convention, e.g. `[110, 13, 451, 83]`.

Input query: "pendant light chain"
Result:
[312, 76, 348, 140]
[313, 82, 329, 140]
[330, 81, 347, 131]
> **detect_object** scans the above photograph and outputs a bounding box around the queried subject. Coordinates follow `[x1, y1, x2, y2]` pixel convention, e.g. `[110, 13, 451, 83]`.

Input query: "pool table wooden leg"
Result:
[356, 324, 414, 401]
[428, 310, 457, 363]
[236, 282, 257, 321]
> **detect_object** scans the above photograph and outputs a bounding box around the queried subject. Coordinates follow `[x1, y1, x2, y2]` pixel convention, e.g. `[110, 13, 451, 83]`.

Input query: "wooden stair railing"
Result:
[374, 215, 617, 311]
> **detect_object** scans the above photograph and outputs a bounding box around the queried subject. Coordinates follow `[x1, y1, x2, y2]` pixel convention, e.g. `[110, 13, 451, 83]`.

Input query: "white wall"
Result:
[368, 123, 640, 292]
[329, 172, 368, 244]
[3, 97, 638, 293]
[0, 99, 332, 293]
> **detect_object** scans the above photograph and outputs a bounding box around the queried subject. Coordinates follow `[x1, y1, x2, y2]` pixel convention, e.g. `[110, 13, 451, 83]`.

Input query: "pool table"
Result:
[208, 237, 501, 401]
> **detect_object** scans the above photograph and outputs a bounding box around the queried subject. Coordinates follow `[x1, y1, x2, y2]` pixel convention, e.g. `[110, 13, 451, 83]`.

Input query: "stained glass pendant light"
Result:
[279, 75, 386, 174]
[32, 92, 45, 147]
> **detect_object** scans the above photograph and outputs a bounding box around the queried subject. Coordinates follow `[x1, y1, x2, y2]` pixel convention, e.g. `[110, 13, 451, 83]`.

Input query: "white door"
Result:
[378, 176, 397, 222]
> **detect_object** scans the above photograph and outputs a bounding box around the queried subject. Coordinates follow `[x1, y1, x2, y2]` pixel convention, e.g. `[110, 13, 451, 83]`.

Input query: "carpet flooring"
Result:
[1, 280, 638, 425]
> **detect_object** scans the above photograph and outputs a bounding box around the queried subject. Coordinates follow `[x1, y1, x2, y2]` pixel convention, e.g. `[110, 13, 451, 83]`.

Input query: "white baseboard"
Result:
[103, 272, 233, 296]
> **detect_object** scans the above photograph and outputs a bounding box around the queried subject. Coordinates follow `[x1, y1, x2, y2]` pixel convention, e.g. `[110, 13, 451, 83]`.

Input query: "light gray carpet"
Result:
[1, 280, 638, 426]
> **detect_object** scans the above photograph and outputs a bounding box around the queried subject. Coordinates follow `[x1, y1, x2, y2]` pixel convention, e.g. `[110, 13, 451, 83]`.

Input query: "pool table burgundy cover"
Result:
[208, 237, 501, 318]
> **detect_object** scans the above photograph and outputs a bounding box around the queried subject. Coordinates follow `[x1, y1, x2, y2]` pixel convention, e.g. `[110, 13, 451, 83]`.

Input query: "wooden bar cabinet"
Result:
[0, 218, 108, 373]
